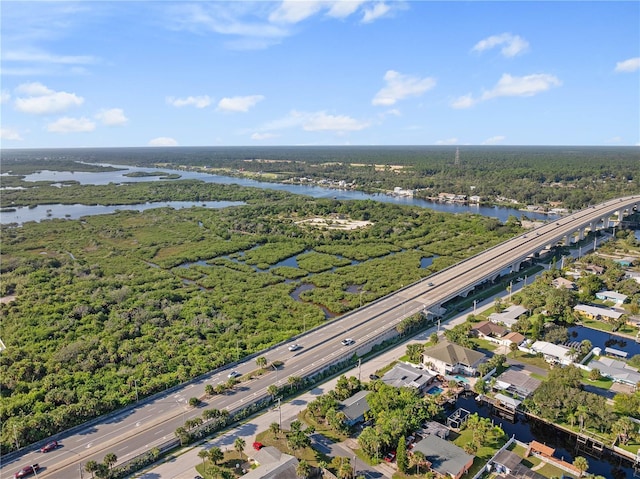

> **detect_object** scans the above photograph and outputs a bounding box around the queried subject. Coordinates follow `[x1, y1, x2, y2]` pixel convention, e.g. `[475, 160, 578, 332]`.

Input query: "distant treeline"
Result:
[2, 146, 639, 210]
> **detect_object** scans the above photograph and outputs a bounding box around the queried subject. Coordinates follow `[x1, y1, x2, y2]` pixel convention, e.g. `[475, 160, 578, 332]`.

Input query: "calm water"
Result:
[1, 163, 559, 225]
[455, 395, 634, 478]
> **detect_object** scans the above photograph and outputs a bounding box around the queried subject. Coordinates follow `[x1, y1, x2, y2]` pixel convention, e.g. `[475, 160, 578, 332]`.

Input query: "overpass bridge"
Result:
[399, 195, 639, 316]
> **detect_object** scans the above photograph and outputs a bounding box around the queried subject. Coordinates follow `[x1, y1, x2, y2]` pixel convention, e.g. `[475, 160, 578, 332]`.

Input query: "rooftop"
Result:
[423, 341, 486, 368]
[412, 435, 474, 478]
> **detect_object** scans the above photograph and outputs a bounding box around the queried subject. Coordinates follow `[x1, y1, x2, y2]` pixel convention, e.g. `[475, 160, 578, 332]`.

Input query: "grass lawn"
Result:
[194, 451, 248, 479]
[580, 370, 613, 390]
[581, 319, 638, 337]
[452, 429, 508, 477]
[255, 428, 328, 468]
[535, 462, 577, 479]
[470, 338, 498, 351]
[511, 352, 551, 371]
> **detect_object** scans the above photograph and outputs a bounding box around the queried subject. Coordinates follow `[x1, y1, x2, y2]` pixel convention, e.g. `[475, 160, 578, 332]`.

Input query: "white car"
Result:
[288, 344, 301, 351]
[227, 371, 242, 379]
[341, 338, 355, 346]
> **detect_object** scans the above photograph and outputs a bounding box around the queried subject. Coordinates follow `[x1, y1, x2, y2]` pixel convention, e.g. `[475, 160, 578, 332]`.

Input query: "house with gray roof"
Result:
[422, 341, 487, 377]
[381, 362, 435, 392]
[488, 305, 528, 328]
[412, 435, 474, 479]
[339, 390, 371, 426]
[590, 357, 640, 387]
[244, 446, 299, 479]
[574, 304, 623, 321]
[494, 369, 541, 399]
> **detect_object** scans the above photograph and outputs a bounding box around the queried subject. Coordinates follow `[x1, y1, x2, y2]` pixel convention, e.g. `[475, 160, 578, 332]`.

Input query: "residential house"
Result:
[552, 277, 576, 290]
[422, 341, 487, 377]
[339, 390, 371, 426]
[595, 290, 628, 306]
[491, 450, 545, 479]
[529, 341, 573, 365]
[419, 420, 450, 439]
[471, 321, 507, 342]
[498, 332, 526, 348]
[412, 435, 474, 479]
[381, 363, 435, 393]
[589, 357, 640, 387]
[574, 304, 623, 321]
[488, 305, 528, 328]
[586, 265, 605, 275]
[244, 446, 299, 479]
[494, 369, 541, 400]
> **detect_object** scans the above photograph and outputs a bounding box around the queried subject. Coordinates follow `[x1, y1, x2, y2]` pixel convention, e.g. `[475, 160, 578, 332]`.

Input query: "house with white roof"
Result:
[590, 357, 640, 387]
[488, 305, 528, 328]
[530, 341, 573, 365]
[245, 446, 299, 479]
[595, 291, 628, 305]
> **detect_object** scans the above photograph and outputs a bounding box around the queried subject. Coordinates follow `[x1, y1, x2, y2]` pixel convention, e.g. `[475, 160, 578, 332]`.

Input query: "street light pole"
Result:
[276, 397, 282, 428]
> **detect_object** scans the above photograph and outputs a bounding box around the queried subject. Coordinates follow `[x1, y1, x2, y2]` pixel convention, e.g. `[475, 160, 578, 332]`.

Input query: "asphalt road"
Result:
[3, 196, 637, 479]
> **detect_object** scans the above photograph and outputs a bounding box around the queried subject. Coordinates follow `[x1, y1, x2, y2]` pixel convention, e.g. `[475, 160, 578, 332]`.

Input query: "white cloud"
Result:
[166, 95, 212, 108]
[47, 116, 95, 133]
[435, 138, 459, 145]
[482, 73, 561, 99]
[605, 136, 623, 144]
[4, 49, 97, 65]
[95, 108, 128, 126]
[326, 1, 367, 19]
[482, 135, 506, 145]
[472, 33, 529, 58]
[148, 137, 179, 146]
[451, 94, 476, 109]
[1, 128, 24, 141]
[301, 111, 369, 131]
[362, 2, 391, 23]
[217, 95, 264, 112]
[269, 1, 325, 24]
[452, 73, 561, 109]
[1, 90, 10, 104]
[372, 70, 436, 106]
[14, 82, 84, 114]
[615, 57, 640, 73]
[251, 132, 278, 141]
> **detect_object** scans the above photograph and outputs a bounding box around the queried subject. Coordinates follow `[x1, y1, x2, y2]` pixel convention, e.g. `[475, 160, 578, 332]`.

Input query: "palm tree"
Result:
[85, 460, 99, 478]
[256, 356, 267, 369]
[267, 384, 279, 401]
[198, 449, 209, 474]
[296, 459, 311, 478]
[234, 437, 246, 460]
[269, 421, 281, 438]
[410, 451, 427, 474]
[573, 456, 589, 477]
[103, 452, 117, 470]
[209, 446, 224, 465]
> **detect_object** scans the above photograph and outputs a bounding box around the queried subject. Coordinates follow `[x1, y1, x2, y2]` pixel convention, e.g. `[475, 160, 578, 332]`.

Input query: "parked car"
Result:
[341, 338, 355, 346]
[227, 371, 242, 379]
[384, 451, 396, 463]
[369, 374, 380, 380]
[288, 343, 301, 351]
[40, 440, 59, 452]
[14, 464, 39, 478]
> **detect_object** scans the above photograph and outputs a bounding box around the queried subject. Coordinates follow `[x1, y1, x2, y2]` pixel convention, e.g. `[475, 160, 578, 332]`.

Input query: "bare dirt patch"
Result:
[296, 216, 373, 230]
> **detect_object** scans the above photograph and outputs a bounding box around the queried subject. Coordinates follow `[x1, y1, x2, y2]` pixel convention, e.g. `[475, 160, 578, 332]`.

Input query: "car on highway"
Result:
[14, 464, 40, 478]
[427, 282, 434, 286]
[40, 440, 59, 452]
[227, 371, 242, 379]
[341, 338, 355, 346]
[288, 343, 301, 351]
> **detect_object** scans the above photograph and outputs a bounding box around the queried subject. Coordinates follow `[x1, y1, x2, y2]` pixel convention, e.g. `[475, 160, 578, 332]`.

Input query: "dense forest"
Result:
[2, 145, 639, 210]
[0, 184, 524, 453]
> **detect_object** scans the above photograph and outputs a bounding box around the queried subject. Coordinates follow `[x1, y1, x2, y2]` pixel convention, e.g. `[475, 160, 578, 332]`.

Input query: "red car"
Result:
[14, 464, 39, 478]
[384, 451, 396, 463]
[40, 440, 59, 452]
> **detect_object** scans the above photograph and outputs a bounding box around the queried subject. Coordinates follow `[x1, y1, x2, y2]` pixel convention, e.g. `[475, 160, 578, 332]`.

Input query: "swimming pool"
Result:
[453, 375, 469, 383]
[427, 386, 443, 395]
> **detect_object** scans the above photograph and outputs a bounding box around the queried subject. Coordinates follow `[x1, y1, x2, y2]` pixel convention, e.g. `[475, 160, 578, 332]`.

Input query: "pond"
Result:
[569, 325, 640, 358]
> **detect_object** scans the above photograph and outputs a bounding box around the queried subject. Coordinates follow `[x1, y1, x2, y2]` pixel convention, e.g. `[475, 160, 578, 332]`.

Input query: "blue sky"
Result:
[1, 1, 639, 148]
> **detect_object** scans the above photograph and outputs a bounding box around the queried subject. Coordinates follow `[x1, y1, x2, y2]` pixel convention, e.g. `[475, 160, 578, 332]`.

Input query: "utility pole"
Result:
[79, 463, 84, 479]
[473, 299, 477, 314]
[357, 358, 362, 382]
[134, 379, 139, 402]
[276, 397, 282, 428]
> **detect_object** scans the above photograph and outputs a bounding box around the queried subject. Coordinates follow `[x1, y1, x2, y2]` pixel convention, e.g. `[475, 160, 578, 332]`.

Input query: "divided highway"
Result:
[2, 196, 637, 479]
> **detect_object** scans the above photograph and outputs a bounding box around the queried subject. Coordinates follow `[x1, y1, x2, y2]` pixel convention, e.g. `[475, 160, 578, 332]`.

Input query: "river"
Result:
[1, 163, 559, 225]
